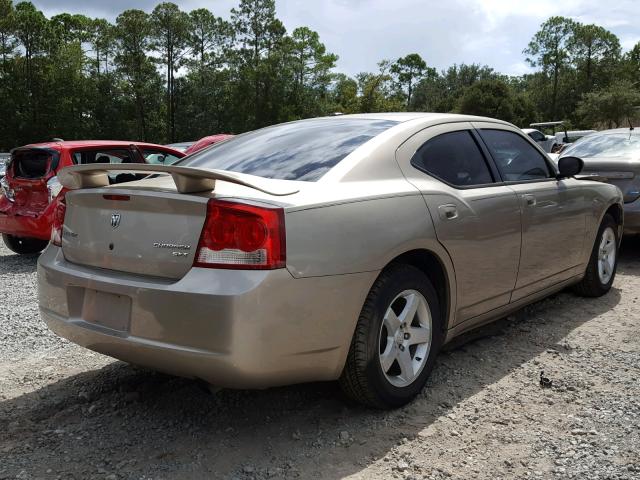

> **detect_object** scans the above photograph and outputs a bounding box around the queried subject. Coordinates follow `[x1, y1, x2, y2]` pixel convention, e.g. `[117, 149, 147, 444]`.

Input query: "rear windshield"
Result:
[562, 133, 640, 159]
[11, 150, 52, 179]
[179, 118, 399, 181]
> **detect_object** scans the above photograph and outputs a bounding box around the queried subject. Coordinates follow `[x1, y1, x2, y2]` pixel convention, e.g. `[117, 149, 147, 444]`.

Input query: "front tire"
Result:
[2, 234, 49, 255]
[573, 214, 618, 297]
[339, 264, 443, 409]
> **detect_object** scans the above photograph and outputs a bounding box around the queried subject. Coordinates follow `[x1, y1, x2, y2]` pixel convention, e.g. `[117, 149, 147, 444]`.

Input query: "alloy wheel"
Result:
[597, 226, 616, 285]
[378, 289, 432, 388]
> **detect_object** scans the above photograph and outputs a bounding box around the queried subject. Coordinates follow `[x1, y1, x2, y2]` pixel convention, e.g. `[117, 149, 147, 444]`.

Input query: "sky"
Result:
[31, 0, 640, 77]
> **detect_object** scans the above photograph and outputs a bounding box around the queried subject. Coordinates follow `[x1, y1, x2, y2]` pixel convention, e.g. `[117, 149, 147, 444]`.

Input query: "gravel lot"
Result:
[1, 240, 639, 480]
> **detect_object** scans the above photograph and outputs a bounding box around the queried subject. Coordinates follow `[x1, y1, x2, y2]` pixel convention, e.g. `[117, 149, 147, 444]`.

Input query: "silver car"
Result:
[560, 128, 640, 234]
[38, 113, 623, 408]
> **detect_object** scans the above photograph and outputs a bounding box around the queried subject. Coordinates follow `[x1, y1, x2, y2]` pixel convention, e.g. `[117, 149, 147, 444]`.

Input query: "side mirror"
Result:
[557, 156, 583, 179]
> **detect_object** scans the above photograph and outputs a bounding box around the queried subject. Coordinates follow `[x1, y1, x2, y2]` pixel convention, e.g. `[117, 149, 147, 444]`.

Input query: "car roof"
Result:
[586, 128, 640, 136]
[322, 112, 510, 124]
[18, 140, 180, 151]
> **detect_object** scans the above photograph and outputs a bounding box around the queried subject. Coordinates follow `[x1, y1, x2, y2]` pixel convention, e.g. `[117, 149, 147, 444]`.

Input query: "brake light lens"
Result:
[194, 199, 285, 269]
[51, 194, 67, 247]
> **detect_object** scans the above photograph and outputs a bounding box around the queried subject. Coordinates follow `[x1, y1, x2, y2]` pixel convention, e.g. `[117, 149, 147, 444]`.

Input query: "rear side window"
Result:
[480, 129, 551, 182]
[72, 149, 138, 165]
[11, 150, 52, 179]
[142, 149, 182, 165]
[179, 118, 399, 181]
[411, 130, 494, 187]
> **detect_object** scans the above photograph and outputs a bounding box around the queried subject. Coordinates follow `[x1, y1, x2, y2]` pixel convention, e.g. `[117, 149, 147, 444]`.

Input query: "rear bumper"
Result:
[37, 246, 376, 388]
[0, 198, 53, 240]
[623, 199, 640, 234]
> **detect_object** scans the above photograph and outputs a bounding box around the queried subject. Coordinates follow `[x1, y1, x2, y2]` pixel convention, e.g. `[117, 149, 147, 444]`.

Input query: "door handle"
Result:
[438, 204, 458, 220]
[523, 194, 537, 207]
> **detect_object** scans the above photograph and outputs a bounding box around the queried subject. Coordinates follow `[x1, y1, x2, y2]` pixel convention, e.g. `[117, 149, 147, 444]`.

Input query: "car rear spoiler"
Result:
[57, 164, 300, 196]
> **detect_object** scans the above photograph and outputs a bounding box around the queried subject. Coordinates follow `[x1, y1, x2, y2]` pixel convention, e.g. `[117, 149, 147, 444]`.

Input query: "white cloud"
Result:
[32, 0, 640, 77]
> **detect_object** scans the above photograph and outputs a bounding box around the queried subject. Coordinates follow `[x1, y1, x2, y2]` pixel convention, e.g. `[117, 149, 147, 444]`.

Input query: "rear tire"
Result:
[339, 264, 443, 409]
[572, 214, 618, 297]
[2, 234, 49, 255]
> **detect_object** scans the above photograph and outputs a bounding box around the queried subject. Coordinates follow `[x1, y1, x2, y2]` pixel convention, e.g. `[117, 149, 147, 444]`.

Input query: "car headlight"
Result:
[47, 176, 63, 202]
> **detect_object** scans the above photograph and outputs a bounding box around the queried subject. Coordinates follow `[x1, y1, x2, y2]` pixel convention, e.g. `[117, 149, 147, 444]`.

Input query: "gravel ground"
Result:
[1, 240, 639, 480]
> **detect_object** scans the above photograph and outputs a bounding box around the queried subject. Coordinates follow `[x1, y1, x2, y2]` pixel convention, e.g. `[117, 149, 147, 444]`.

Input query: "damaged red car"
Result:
[0, 140, 185, 254]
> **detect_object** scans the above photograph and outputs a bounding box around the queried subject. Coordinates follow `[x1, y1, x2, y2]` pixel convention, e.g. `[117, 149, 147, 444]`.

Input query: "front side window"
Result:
[480, 129, 551, 182]
[179, 118, 399, 181]
[411, 130, 494, 187]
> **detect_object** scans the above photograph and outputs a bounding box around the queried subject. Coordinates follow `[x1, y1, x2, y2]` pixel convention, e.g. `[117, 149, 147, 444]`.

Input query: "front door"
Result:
[396, 123, 522, 325]
[475, 125, 586, 300]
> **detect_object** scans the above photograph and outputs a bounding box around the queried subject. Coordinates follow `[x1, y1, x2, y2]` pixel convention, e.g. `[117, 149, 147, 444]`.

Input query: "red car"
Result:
[184, 134, 234, 155]
[0, 140, 185, 254]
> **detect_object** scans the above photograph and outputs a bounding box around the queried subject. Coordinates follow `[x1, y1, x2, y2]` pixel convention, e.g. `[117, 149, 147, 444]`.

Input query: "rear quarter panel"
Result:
[284, 182, 457, 331]
[285, 187, 447, 278]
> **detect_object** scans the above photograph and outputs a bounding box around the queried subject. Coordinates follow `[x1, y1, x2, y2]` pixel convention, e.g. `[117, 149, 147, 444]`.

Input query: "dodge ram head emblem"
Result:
[110, 213, 121, 229]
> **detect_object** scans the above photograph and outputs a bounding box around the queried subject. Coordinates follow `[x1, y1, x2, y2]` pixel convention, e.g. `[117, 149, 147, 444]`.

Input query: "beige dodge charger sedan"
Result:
[38, 113, 623, 408]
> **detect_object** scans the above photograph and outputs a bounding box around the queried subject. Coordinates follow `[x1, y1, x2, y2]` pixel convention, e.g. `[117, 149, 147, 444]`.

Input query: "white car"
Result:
[555, 130, 597, 147]
[522, 128, 558, 153]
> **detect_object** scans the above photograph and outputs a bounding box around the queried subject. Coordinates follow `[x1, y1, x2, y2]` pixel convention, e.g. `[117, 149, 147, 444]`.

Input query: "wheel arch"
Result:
[604, 202, 623, 240]
[384, 248, 453, 333]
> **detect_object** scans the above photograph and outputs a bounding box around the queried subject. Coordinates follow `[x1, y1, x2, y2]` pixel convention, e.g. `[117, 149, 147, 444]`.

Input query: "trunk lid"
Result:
[578, 156, 640, 203]
[62, 189, 208, 279]
[4, 149, 58, 215]
[57, 163, 303, 279]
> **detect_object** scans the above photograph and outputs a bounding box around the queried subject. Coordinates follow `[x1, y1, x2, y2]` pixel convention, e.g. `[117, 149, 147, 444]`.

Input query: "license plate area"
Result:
[68, 287, 132, 332]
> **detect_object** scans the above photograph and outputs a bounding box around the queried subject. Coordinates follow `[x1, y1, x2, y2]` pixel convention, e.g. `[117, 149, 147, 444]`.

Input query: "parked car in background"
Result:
[522, 128, 558, 152]
[555, 130, 597, 147]
[524, 121, 572, 153]
[184, 134, 234, 155]
[560, 128, 640, 234]
[165, 141, 194, 153]
[38, 113, 622, 408]
[0, 140, 185, 254]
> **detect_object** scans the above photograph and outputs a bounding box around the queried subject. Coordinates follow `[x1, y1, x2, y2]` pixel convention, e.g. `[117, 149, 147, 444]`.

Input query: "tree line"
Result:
[0, 0, 639, 150]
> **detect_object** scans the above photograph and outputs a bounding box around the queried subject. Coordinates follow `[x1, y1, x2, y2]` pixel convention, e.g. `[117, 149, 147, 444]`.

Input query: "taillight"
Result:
[194, 199, 286, 270]
[51, 194, 67, 247]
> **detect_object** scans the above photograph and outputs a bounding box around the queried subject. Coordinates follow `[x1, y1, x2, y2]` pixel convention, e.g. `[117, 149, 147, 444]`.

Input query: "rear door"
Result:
[475, 124, 586, 300]
[396, 122, 522, 325]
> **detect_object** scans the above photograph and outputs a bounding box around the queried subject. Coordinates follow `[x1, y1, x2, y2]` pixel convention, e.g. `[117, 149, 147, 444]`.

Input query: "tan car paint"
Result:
[38, 113, 624, 389]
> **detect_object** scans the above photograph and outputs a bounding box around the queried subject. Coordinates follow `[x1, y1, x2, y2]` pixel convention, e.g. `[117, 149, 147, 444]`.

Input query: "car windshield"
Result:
[562, 133, 640, 159]
[178, 118, 399, 181]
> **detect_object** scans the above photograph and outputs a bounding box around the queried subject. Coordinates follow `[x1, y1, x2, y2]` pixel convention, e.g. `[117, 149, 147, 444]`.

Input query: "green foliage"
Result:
[523, 16, 576, 118]
[577, 81, 640, 128]
[150, 2, 190, 141]
[390, 53, 432, 108]
[0, 3, 638, 151]
[568, 23, 621, 89]
[456, 79, 515, 121]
